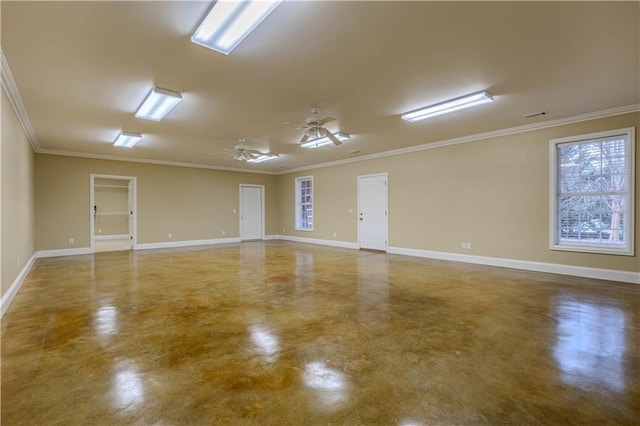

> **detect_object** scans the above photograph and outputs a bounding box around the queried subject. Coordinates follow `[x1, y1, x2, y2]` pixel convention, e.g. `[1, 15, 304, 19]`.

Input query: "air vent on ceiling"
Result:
[523, 110, 547, 118]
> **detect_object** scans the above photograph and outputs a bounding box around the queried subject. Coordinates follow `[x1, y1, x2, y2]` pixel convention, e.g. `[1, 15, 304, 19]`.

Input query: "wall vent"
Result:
[523, 111, 547, 118]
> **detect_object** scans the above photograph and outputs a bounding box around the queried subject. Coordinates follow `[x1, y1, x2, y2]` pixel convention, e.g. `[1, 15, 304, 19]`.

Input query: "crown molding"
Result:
[279, 104, 640, 175]
[36, 149, 278, 175]
[1, 49, 40, 151]
[2, 44, 636, 176]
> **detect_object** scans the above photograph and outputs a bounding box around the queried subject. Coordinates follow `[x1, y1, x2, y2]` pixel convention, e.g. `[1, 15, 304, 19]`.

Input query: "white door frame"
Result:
[239, 184, 265, 241]
[90, 174, 137, 252]
[357, 172, 388, 251]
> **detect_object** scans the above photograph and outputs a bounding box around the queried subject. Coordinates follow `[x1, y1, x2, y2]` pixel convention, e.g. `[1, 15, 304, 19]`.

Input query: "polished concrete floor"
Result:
[2, 241, 639, 425]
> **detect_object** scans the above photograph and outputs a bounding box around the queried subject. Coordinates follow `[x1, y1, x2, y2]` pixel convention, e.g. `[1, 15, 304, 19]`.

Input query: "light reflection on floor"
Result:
[112, 360, 144, 412]
[553, 295, 626, 392]
[248, 324, 279, 364]
[303, 361, 349, 410]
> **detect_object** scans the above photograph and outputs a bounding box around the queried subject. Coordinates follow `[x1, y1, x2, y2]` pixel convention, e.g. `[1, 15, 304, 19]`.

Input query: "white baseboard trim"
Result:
[387, 246, 640, 285]
[275, 234, 360, 250]
[1, 253, 37, 317]
[263, 234, 280, 241]
[134, 237, 241, 251]
[37, 247, 93, 258]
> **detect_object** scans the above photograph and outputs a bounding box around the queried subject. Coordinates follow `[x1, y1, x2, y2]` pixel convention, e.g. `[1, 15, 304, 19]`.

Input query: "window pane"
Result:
[295, 177, 313, 230]
[553, 129, 633, 254]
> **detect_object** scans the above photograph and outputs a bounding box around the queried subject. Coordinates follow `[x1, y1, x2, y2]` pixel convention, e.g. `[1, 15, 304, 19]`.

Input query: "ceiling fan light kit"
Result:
[247, 154, 279, 163]
[217, 139, 279, 163]
[300, 132, 350, 149]
[135, 87, 183, 121]
[114, 131, 142, 148]
[401, 90, 493, 122]
[191, 0, 283, 55]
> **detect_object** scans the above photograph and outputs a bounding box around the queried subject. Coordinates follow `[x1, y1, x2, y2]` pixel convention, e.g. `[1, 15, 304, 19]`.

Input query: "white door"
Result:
[240, 185, 263, 241]
[358, 173, 388, 251]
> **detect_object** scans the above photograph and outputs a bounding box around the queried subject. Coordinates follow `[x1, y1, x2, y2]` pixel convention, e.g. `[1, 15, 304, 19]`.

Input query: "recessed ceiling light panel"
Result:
[402, 90, 493, 122]
[114, 131, 142, 148]
[192, 0, 283, 55]
[135, 87, 182, 121]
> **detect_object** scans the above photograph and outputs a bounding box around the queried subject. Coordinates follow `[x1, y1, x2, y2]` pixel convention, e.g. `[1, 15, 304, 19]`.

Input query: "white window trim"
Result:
[295, 175, 314, 231]
[549, 127, 635, 256]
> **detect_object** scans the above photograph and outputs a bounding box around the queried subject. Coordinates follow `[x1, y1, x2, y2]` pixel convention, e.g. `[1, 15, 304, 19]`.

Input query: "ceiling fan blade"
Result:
[319, 117, 336, 125]
[300, 134, 309, 143]
[325, 129, 342, 146]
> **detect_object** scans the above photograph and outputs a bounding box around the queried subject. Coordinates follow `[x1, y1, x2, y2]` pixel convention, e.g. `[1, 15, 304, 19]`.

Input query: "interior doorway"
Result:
[90, 174, 137, 252]
[358, 173, 388, 251]
[239, 184, 265, 241]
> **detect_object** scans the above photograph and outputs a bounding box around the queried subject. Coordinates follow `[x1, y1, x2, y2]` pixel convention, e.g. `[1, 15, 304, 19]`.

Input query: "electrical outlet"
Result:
[168, 233, 173, 239]
[461, 242, 466, 249]
[282, 228, 285, 233]
[222, 230, 226, 236]
[333, 232, 337, 237]
[467, 242, 472, 249]
[98, 228, 102, 234]
[69, 238, 74, 245]
[347, 208, 353, 214]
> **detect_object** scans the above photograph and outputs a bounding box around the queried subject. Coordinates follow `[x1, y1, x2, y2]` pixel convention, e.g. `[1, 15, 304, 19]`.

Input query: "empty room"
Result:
[1, 1, 639, 424]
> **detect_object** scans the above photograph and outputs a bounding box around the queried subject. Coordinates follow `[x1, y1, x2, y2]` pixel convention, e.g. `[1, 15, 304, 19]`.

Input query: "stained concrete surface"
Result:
[2, 241, 639, 424]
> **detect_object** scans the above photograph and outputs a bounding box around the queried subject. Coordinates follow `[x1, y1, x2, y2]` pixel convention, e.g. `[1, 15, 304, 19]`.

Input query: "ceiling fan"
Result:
[296, 107, 343, 145]
[212, 139, 279, 162]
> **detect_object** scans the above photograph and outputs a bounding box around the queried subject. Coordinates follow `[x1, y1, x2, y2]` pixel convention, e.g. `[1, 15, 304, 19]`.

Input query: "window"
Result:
[550, 127, 635, 255]
[295, 176, 313, 230]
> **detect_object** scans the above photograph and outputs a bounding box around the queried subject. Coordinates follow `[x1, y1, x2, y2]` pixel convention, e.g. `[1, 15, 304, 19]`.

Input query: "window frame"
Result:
[295, 176, 314, 231]
[549, 127, 635, 256]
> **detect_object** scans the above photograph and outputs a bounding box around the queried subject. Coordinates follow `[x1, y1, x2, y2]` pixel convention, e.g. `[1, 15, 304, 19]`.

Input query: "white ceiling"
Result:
[2, 1, 639, 173]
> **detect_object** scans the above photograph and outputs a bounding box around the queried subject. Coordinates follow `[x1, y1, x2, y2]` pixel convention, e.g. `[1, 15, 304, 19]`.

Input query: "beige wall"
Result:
[35, 155, 278, 250]
[1, 89, 35, 297]
[277, 112, 640, 273]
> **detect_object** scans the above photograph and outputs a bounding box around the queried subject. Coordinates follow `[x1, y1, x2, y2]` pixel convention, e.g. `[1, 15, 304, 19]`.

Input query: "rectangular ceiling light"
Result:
[401, 90, 493, 122]
[247, 154, 278, 163]
[135, 87, 182, 121]
[301, 132, 350, 149]
[114, 131, 142, 148]
[191, 0, 282, 55]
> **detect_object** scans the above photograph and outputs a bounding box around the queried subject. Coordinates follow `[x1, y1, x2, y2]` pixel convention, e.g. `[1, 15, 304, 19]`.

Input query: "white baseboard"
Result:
[37, 247, 93, 258]
[387, 246, 640, 285]
[275, 234, 360, 250]
[1, 253, 37, 317]
[134, 237, 241, 251]
[263, 234, 280, 241]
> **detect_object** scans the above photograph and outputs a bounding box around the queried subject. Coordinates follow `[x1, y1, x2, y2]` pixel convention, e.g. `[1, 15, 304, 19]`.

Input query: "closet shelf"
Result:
[95, 184, 129, 189]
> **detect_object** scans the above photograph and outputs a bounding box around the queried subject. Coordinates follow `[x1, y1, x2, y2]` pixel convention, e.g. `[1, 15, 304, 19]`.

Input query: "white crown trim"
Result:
[3, 47, 637, 175]
[37, 149, 278, 175]
[280, 104, 640, 175]
[1, 49, 40, 151]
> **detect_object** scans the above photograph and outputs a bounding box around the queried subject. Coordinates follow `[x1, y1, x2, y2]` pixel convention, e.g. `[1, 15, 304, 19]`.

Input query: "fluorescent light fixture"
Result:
[401, 90, 493, 122]
[300, 132, 350, 149]
[192, 0, 282, 55]
[114, 131, 142, 148]
[135, 87, 182, 121]
[247, 154, 278, 163]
